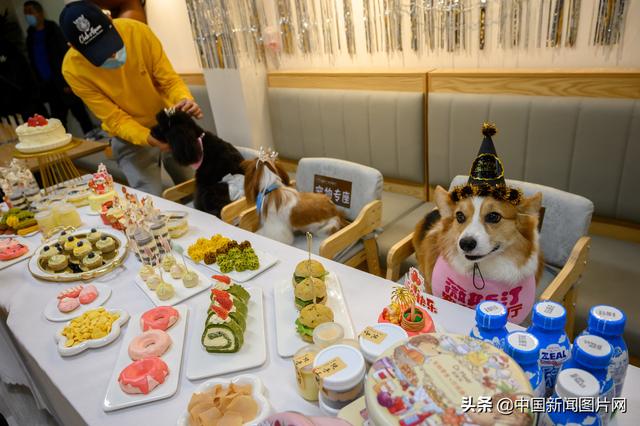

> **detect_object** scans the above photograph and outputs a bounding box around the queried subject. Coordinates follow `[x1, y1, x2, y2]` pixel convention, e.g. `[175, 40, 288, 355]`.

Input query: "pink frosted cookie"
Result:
[78, 284, 98, 304]
[118, 357, 169, 394]
[58, 297, 80, 313]
[58, 285, 83, 300]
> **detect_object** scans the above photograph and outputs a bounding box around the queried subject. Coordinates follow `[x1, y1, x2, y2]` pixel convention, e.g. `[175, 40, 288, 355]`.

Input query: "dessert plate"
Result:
[55, 308, 129, 356]
[134, 266, 211, 306]
[186, 287, 266, 380]
[0, 236, 35, 270]
[44, 284, 112, 322]
[273, 272, 355, 357]
[177, 375, 271, 426]
[186, 248, 277, 283]
[103, 305, 188, 412]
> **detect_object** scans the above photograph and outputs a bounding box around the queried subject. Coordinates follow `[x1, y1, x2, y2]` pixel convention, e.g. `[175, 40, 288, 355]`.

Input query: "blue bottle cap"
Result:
[555, 368, 600, 399]
[572, 335, 613, 369]
[505, 331, 540, 365]
[475, 301, 507, 329]
[588, 305, 626, 336]
[531, 301, 566, 330]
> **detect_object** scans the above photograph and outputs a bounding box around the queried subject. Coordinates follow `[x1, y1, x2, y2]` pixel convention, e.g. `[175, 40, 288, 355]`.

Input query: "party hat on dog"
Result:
[450, 122, 522, 205]
[468, 122, 504, 187]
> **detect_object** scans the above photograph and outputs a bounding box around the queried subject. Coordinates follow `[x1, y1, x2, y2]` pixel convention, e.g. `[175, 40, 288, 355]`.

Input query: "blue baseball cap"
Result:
[59, 1, 123, 66]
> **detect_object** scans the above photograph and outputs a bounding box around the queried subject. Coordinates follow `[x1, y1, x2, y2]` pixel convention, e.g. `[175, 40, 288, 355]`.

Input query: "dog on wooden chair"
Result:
[413, 124, 543, 324]
[242, 148, 343, 245]
[151, 108, 245, 217]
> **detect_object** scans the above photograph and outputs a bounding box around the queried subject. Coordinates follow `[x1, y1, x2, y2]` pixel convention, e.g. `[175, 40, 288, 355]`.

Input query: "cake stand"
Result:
[13, 139, 83, 191]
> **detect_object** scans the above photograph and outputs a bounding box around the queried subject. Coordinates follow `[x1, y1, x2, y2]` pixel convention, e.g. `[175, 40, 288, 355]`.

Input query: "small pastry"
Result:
[48, 254, 69, 272]
[156, 281, 175, 301]
[39, 245, 60, 260]
[139, 265, 155, 282]
[82, 251, 103, 270]
[146, 275, 161, 291]
[182, 270, 198, 288]
[57, 230, 69, 245]
[79, 284, 99, 304]
[87, 228, 102, 244]
[95, 236, 115, 253]
[58, 297, 80, 313]
[58, 285, 82, 299]
[73, 240, 92, 258]
[161, 254, 176, 272]
[63, 236, 76, 253]
[170, 264, 184, 279]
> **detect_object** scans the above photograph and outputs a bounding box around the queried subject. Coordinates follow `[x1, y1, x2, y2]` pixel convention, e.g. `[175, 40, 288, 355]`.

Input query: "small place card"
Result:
[313, 357, 347, 379]
[361, 326, 387, 344]
[293, 352, 314, 369]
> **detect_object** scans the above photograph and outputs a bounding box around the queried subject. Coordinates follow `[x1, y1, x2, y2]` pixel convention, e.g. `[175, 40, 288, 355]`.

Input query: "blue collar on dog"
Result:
[256, 183, 281, 216]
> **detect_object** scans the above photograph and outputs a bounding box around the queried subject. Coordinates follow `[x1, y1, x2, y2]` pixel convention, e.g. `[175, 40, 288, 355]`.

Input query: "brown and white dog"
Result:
[242, 149, 342, 245]
[413, 185, 543, 322]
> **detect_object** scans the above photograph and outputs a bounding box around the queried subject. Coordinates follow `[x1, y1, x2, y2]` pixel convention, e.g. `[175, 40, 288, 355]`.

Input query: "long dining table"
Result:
[1, 184, 638, 426]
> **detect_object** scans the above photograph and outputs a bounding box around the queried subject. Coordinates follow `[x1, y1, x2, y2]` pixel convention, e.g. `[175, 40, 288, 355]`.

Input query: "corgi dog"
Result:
[413, 184, 543, 323]
[242, 149, 342, 245]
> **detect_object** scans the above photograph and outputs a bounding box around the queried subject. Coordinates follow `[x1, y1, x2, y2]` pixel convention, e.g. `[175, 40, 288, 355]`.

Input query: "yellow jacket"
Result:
[62, 18, 192, 146]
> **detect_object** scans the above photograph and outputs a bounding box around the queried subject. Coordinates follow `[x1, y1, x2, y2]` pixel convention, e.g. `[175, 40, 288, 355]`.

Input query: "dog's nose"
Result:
[459, 237, 477, 252]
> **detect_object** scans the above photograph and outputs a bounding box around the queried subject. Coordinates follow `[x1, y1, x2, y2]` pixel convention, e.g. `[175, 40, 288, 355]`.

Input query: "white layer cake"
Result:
[16, 118, 66, 148]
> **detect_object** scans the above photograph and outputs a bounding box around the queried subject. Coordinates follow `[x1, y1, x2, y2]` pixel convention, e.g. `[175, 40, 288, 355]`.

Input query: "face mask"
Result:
[100, 46, 127, 69]
[25, 14, 37, 27]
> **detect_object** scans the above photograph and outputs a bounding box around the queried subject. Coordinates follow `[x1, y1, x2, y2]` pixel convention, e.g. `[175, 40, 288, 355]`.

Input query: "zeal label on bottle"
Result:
[539, 338, 571, 393]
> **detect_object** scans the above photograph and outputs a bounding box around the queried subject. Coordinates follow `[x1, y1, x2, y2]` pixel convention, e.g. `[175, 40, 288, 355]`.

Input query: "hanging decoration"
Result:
[182, 0, 629, 70]
[592, 0, 628, 46]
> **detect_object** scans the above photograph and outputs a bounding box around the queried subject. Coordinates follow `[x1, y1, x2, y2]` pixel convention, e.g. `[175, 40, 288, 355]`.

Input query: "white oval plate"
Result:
[177, 374, 271, 426]
[43, 283, 112, 322]
[55, 309, 129, 356]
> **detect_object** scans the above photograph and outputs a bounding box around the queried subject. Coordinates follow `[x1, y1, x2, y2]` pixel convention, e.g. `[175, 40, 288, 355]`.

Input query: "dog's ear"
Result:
[242, 159, 259, 203]
[518, 192, 542, 216]
[433, 185, 454, 217]
[274, 161, 291, 186]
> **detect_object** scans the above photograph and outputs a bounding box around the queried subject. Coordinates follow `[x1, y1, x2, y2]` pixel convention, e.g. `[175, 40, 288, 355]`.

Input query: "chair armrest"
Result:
[319, 199, 382, 261]
[540, 236, 591, 302]
[162, 178, 196, 202]
[238, 206, 260, 232]
[385, 232, 416, 281]
[221, 197, 250, 224]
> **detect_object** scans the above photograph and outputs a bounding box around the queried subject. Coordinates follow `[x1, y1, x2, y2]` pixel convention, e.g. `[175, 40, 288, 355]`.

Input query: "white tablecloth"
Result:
[1, 187, 638, 425]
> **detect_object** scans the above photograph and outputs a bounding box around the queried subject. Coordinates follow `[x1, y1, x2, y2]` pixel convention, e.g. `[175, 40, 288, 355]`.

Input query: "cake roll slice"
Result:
[201, 323, 241, 353]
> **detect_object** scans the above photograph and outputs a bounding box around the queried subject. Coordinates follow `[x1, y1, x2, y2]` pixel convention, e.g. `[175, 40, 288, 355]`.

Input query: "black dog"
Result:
[151, 109, 244, 217]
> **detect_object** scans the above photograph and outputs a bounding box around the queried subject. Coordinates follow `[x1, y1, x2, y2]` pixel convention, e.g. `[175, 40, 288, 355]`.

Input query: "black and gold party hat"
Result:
[450, 122, 522, 205]
[468, 122, 505, 187]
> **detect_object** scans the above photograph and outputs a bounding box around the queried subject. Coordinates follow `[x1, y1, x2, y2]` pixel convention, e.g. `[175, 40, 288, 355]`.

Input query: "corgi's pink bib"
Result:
[431, 255, 535, 324]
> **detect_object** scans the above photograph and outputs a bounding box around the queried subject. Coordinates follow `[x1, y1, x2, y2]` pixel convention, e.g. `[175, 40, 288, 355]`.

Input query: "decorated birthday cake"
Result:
[15, 115, 72, 153]
[88, 163, 116, 212]
[365, 333, 533, 426]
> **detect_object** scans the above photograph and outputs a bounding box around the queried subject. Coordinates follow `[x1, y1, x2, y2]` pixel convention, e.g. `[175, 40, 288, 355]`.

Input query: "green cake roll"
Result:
[229, 295, 248, 317]
[201, 323, 241, 353]
[207, 307, 246, 331]
[205, 309, 244, 346]
[228, 284, 250, 304]
[209, 290, 248, 317]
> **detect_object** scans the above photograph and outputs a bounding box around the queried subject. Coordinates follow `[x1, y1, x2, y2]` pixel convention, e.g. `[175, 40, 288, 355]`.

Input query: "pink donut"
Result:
[140, 306, 179, 331]
[128, 329, 172, 360]
[58, 297, 80, 313]
[118, 357, 169, 394]
[78, 284, 98, 304]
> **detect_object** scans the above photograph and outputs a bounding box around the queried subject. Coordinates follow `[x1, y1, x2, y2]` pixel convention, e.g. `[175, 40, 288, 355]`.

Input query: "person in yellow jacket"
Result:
[59, 1, 202, 195]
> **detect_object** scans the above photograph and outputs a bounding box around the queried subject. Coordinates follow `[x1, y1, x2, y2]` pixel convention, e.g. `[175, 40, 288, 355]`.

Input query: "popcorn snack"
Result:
[61, 307, 120, 347]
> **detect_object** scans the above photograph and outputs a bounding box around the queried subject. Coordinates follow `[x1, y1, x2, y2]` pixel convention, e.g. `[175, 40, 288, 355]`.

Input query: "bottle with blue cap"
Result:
[538, 368, 602, 426]
[561, 334, 614, 425]
[578, 305, 628, 400]
[527, 301, 571, 396]
[470, 300, 509, 350]
[504, 331, 544, 397]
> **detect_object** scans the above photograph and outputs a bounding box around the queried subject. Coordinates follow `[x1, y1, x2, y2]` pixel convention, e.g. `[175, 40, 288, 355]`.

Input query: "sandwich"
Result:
[292, 259, 327, 287]
[295, 304, 334, 343]
[294, 276, 327, 310]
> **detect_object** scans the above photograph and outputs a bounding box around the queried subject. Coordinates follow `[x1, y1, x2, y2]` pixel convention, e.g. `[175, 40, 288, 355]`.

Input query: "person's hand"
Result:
[147, 134, 171, 152]
[174, 98, 203, 119]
